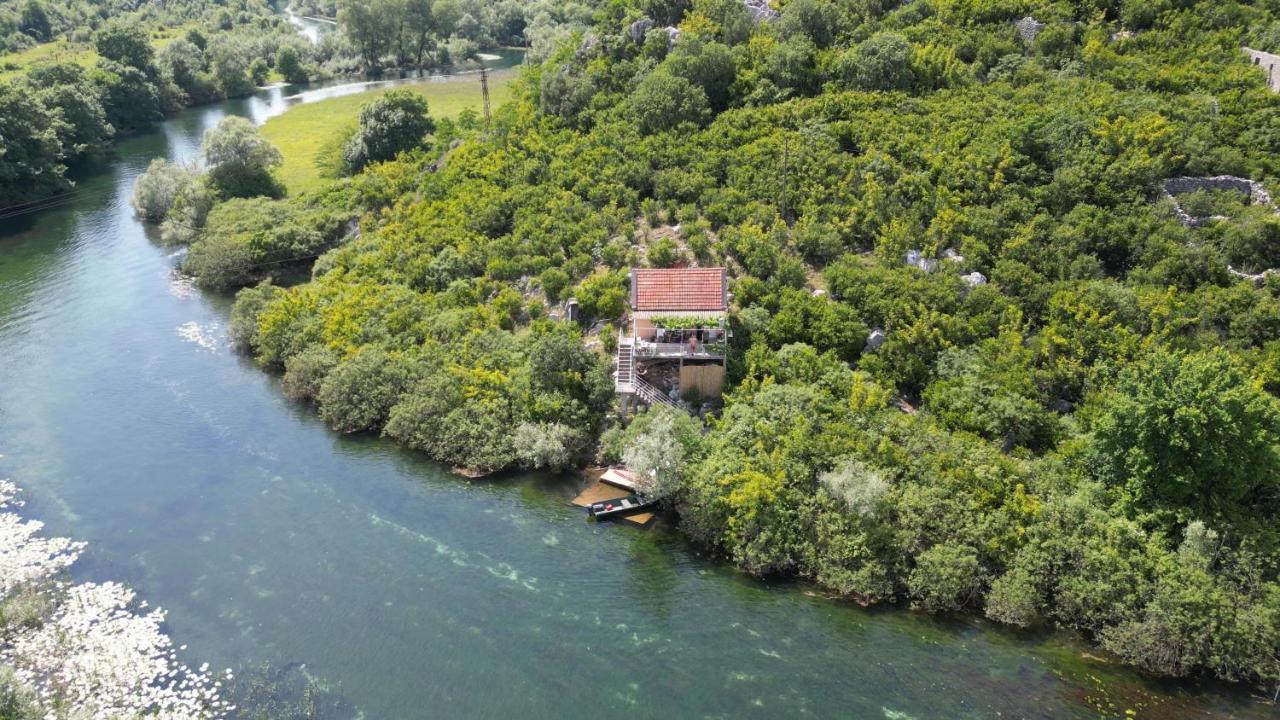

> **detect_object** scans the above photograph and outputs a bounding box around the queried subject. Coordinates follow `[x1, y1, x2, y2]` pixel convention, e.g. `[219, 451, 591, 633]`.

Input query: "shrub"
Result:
[647, 237, 682, 267]
[228, 280, 281, 349]
[818, 459, 890, 518]
[513, 422, 586, 471]
[282, 345, 340, 402]
[317, 348, 420, 432]
[908, 544, 984, 613]
[540, 267, 570, 303]
[0, 667, 40, 720]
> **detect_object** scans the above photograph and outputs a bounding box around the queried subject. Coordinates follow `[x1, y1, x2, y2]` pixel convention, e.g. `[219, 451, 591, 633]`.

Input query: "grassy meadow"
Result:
[261, 70, 516, 195]
[0, 26, 190, 79]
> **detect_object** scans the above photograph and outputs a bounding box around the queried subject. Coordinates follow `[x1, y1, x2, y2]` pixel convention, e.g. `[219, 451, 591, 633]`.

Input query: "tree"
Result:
[908, 544, 984, 613]
[833, 32, 913, 91]
[339, 0, 396, 67]
[248, 58, 270, 87]
[91, 61, 162, 133]
[207, 36, 254, 97]
[131, 159, 197, 222]
[629, 71, 710, 134]
[202, 116, 283, 199]
[0, 80, 67, 204]
[1087, 348, 1280, 516]
[431, 0, 462, 37]
[18, 0, 50, 42]
[779, 0, 842, 49]
[343, 90, 434, 172]
[228, 281, 282, 349]
[923, 322, 1060, 451]
[94, 21, 155, 72]
[621, 405, 705, 499]
[282, 345, 340, 401]
[275, 45, 308, 84]
[28, 63, 113, 162]
[158, 39, 211, 100]
[403, 0, 437, 68]
[664, 38, 736, 111]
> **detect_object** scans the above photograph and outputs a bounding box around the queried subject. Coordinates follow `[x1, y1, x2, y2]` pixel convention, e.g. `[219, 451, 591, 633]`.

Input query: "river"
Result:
[0, 51, 1274, 720]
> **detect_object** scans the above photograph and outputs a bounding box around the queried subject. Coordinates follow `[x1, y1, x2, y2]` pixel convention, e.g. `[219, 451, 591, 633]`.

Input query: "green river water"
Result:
[0, 58, 1275, 720]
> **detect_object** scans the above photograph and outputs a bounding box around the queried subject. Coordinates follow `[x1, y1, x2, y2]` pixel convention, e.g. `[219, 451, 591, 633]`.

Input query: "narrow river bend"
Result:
[0, 69, 1272, 719]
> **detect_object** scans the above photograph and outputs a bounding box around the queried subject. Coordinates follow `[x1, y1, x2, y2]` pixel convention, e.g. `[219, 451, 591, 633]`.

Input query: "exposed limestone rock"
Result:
[662, 25, 681, 48]
[1228, 265, 1279, 285]
[962, 272, 987, 287]
[1016, 16, 1045, 43]
[905, 249, 938, 273]
[629, 18, 654, 43]
[743, 0, 780, 23]
[864, 328, 887, 352]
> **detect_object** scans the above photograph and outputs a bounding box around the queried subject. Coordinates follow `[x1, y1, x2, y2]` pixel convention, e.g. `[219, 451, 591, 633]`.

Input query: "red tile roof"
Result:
[631, 268, 727, 311]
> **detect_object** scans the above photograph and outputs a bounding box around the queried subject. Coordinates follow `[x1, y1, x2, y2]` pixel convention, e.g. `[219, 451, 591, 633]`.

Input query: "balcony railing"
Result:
[633, 340, 726, 359]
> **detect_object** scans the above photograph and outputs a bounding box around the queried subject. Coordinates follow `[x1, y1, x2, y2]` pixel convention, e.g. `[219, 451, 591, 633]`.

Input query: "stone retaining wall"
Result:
[1244, 47, 1280, 92]
[1160, 175, 1274, 227]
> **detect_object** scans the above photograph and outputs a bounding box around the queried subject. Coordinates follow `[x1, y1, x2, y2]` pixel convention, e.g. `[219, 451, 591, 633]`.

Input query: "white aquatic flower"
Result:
[0, 480, 229, 718]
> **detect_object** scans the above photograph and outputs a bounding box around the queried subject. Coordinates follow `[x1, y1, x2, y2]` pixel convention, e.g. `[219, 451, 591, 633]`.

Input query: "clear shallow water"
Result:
[0, 78, 1275, 720]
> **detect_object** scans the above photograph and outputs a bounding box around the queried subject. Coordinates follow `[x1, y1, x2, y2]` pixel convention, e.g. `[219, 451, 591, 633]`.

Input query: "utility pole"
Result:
[479, 61, 492, 132]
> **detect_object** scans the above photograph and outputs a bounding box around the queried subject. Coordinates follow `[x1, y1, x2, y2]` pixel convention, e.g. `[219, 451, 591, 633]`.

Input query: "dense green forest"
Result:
[155, 0, 1280, 693]
[0, 0, 307, 204]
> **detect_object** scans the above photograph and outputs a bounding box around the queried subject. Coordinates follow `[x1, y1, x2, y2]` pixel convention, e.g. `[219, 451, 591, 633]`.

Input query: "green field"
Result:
[261, 71, 515, 195]
[0, 26, 190, 79]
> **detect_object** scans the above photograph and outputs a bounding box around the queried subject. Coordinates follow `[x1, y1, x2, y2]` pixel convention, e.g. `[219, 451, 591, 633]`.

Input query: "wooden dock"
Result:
[571, 473, 655, 527]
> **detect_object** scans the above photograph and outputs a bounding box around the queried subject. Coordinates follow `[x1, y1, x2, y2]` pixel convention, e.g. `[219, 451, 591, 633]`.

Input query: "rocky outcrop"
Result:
[629, 18, 655, 43]
[743, 0, 780, 23]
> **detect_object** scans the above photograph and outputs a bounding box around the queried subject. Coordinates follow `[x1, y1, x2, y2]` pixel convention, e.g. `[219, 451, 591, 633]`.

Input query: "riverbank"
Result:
[260, 67, 518, 194]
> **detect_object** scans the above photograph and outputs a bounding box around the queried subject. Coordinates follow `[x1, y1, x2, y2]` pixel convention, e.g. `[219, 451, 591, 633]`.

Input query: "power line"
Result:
[0, 190, 124, 221]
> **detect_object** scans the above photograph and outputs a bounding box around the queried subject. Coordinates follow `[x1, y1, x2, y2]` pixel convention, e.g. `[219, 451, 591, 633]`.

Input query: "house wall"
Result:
[633, 317, 656, 340]
[679, 364, 725, 398]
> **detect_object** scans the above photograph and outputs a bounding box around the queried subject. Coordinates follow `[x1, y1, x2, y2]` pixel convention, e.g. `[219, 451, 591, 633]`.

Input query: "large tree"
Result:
[342, 89, 434, 172]
[94, 20, 156, 73]
[0, 81, 67, 205]
[201, 116, 283, 199]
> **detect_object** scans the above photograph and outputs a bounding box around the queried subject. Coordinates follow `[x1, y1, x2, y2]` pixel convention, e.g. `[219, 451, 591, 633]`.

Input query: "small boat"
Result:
[587, 493, 656, 520]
